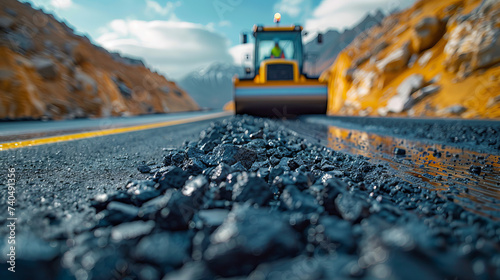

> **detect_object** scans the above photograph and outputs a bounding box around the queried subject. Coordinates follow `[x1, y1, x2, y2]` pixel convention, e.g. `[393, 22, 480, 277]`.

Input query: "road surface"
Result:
[0, 112, 499, 280]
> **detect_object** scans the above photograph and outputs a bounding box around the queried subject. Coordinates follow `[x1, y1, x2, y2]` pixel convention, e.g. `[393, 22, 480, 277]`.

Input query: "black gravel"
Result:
[2, 115, 500, 279]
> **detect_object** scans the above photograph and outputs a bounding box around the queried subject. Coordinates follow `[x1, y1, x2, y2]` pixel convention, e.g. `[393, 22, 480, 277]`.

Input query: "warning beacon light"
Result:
[274, 13, 281, 23]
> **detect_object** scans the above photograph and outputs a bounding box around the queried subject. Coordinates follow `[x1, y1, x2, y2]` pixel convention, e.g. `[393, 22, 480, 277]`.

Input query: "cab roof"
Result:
[253, 25, 303, 33]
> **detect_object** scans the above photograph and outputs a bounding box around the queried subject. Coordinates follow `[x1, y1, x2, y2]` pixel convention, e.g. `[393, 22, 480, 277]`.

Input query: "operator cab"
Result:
[252, 25, 304, 81]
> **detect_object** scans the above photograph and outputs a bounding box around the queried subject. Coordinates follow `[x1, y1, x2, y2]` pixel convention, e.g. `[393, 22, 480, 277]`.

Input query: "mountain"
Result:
[0, 0, 198, 120]
[178, 63, 244, 109]
[304, 10, 386, 77]
[321, 0, 500, 118]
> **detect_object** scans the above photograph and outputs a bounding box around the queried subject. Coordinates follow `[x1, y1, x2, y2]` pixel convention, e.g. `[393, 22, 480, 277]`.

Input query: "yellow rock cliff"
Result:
[322, 0, 500, 119]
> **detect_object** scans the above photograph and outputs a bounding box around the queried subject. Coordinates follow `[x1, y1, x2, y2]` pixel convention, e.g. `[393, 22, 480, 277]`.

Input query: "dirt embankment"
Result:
[0, 0, 199, 120]
[321, 0, 500, 119]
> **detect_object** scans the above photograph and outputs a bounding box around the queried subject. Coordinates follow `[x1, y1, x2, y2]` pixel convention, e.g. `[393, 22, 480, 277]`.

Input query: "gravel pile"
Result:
[4, 116, 500, 280]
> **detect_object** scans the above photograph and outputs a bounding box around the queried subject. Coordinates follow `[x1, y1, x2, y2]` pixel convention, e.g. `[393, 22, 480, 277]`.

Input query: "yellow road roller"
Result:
[234, 13, 328, 117]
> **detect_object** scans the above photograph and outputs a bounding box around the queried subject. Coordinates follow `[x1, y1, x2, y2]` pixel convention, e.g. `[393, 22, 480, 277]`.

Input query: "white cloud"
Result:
[97, 19, 233, 80]
[145, 0, 181, 16]
[109, 19, 129, 36]
[50, 0, 72, 9]
[305, 0, 416, 33]
[218, 20, 231, 27]
[230, 43, 254, 66]
[274, 0, 306, 18]
[206, 22, 216, 31]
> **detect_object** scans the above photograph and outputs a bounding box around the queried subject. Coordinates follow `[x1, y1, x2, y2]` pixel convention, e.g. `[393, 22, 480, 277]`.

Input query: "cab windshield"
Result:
[254, 31, 303, 73]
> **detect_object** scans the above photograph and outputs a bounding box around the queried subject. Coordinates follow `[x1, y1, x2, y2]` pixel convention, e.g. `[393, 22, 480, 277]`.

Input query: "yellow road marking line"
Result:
[0, 111, 232, 151]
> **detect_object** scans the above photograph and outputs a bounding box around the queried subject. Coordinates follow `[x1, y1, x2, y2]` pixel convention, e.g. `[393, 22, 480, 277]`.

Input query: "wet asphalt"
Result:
[300, 115, 500, 154]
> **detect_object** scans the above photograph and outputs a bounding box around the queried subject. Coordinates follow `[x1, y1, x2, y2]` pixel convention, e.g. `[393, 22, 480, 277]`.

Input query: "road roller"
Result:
[233, 13, 328, 117]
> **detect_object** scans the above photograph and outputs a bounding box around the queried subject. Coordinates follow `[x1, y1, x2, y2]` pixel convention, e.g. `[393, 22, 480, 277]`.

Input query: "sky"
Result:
[24, 0, 416, 80]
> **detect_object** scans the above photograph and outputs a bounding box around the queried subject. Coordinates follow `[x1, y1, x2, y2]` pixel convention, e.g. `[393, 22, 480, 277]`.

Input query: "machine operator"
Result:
[270, 38, 285, 59]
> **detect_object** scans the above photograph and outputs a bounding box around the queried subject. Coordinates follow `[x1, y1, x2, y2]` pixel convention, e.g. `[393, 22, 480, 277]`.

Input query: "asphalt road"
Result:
[0, 113, 230, 238]
[0, 110, 224, 142]
[284, 116, 500, 220]
[1, 112, 499, 237]
[300, 115, 500, 154]
[0, 112, 499, 279]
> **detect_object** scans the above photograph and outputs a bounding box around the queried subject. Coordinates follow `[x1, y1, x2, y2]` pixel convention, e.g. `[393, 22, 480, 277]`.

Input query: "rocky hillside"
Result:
[321, 0, 500, 119]
[178, 63, 243, 110]
[304, 10, 385, 77]
[0, 0, 198, 120]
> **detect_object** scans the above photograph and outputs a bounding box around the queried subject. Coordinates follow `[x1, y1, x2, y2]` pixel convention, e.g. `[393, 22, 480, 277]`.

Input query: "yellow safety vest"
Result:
[271, 46, 283, 58]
